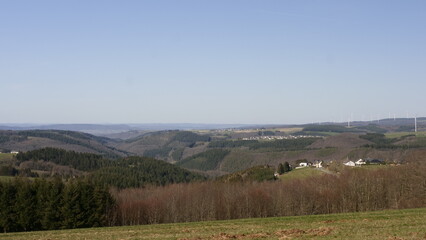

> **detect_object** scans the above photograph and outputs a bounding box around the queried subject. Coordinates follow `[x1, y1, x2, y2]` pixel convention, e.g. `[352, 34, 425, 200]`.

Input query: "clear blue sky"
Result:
[1, 0, 425, 124]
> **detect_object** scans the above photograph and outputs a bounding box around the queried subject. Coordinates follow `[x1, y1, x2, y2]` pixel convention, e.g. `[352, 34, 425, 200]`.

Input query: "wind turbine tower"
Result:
[415, 116, 417, 133]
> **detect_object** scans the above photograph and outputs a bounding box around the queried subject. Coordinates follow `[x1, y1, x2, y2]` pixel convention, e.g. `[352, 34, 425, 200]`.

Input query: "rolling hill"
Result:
[2, 148, 206, 188]
[0, 130, 127, 158]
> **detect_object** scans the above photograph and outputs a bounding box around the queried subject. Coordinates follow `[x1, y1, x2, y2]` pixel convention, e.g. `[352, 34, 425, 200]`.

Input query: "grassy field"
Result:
[385, 131, 426, 138]
[1, 208, 425, 240]
[0, 176, 15, 182]
[278, 167, 328, 181]
[0, 153, 14, 162]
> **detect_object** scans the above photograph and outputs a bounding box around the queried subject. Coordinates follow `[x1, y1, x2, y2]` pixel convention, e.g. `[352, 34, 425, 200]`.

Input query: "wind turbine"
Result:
[415, 115, 417, 133]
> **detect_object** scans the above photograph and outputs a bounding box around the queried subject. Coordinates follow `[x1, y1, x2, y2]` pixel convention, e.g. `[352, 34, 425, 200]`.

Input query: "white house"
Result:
[344, 161, 356, 167]
[10, 151, 19, 154]
[299, 162, 308, 167]
[355, 159, 366, 166]
[314, 160, 323, 168]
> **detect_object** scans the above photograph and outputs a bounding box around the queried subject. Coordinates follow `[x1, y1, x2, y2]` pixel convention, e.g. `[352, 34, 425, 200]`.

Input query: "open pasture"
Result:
[2, 208, 425, 240]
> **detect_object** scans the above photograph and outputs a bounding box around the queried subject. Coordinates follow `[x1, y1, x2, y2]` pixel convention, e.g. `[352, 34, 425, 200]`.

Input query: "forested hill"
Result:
[111, 130, 212, 161]
[16, 147, 113, 171]
[89, 156, 206, 189]
[11, 148, 206, 188]
[0, 130, 127, 158]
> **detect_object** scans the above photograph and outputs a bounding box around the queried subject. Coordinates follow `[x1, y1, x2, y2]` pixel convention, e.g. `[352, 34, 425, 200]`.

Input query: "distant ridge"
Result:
[0, 123, 251, 135]
[0, 118, 424, 135]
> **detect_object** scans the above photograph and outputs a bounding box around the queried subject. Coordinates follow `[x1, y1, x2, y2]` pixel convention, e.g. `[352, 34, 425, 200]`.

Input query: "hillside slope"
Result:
[112, 130, 211, 162]
[0, 130, 127, 158]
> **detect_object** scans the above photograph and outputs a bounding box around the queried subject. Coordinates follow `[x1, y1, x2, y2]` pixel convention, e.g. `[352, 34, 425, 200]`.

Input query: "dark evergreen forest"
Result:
[0, 178, 114, 233]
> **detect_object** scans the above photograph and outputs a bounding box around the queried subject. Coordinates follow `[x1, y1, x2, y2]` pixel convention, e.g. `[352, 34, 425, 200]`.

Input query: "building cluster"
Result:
[241, 135, 318, 141]
[0, 150, 19, 154]
[295, 160, 323, 169]
[344, 158, 384, 167]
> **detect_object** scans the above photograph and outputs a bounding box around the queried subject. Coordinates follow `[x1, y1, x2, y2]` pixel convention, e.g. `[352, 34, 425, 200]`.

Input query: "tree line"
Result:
[0, 178, 114, 233]
[208, 138, 318, 151]
[112, 162, 426, 225]
[2, 154, 426, 232]
[360, 133, 426, 149]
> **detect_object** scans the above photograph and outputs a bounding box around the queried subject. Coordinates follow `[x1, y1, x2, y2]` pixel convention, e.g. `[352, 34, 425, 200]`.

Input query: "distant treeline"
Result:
[171, 131, 210, 143]
[176, 149, 230, 171]
[0, 178, 114, 233]
[113, 161, 426, 225]
[89, 157, 206, 189]
[16, 148, 112, 171]
[142, 131, 210, 160]
[297, 124, 387, 134]
[208, 138, 318, 151]
[14, 148, 205, 189]
[302, 125, 358, 133]
[360, 133, 426, 149]
[0, 131, 27, 144]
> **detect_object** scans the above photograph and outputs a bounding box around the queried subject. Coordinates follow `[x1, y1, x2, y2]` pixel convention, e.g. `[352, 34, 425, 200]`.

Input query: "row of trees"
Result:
[0, 178, 114, 233]
[277, 161, 291, 174]
[112, 163, 426, 225]
[2, 158, 426, 232]
[208, 138, 319, 151]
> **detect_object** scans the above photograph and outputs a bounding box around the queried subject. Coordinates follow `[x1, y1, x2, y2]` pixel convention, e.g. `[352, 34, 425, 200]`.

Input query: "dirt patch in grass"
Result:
[179, 227, 334, 240]
[275, 227, 334, 238]
[210, 232, 271, 239]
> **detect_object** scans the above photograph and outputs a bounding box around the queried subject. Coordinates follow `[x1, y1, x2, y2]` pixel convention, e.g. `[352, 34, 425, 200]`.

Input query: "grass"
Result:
[299, 131, 340, 136]
[0, 176, 15, 182]
[0, 176, 37, 182]
[0, 153, 13, 162]
[1, 208, 426, 240]
[278, 167, 327, 181]
[385, 131, 426, 138]
[347, 164, 390, 171]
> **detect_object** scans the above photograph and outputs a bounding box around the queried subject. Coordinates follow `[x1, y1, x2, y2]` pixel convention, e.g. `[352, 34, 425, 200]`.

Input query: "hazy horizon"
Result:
[2, 1, 426, 124]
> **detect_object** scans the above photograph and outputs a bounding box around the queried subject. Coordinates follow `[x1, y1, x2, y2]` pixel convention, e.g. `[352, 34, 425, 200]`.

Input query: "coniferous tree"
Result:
[62, 181, 83, 229]
[15, 179, 39, 231]
[283, 162, 291, 173]
[277, 163, 285, 174]
[0, 182, 18, 233]
[41, 178, 64, 230]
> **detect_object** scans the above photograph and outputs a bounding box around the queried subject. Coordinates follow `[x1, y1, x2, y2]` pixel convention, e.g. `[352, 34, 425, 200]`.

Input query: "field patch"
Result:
[278, 167, 327, 181]
[0, 153, 13, 162]
[1, 208, 426, 240]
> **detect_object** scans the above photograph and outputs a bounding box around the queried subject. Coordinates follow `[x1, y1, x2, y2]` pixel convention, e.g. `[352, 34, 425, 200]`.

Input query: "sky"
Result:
[1, 0, 426, 124]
